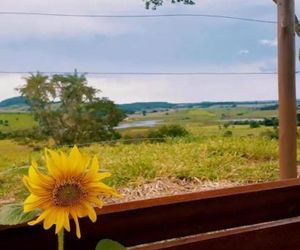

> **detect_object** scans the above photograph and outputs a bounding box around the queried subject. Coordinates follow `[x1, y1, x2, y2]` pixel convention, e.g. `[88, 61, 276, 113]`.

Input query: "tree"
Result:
[18, 71, 125, 144]
[144, 0, 195, 10]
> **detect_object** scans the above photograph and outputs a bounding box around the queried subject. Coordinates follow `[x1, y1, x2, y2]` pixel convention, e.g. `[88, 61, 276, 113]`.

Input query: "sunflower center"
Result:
[53, 181, 86, 207]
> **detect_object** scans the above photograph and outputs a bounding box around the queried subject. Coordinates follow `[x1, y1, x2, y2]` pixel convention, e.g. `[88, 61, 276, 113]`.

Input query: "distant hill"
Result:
[0, 96, 29, 111]
[118, 102, 177, 114]
[0, 96, 296, 113]
[0, 96, 28, 107]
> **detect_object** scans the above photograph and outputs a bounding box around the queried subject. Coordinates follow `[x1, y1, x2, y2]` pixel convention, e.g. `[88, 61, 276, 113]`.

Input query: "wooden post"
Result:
[277, 0, 297, 179]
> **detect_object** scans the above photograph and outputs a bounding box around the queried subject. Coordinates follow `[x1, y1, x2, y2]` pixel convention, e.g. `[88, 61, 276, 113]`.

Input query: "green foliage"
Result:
[96, 239, 126, 250]
[0, 203, 39, 225]
[119, 102, 176, 114]
[263, 117, 278, 127]
[223, 123, 230, 129]
[148, 124, 189, 142]
[249, 121, 260, 128]
[260, 128, 279, 140]
[223, 130, 233, 137]
[18, 72, 125, 144]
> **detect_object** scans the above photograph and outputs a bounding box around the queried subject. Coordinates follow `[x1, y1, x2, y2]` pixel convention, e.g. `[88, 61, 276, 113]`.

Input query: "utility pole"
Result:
[277, 0, 297, 179]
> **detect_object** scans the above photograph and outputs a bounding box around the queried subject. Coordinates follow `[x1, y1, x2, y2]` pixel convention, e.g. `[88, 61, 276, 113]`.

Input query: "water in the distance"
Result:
[115, 120, 162, 129]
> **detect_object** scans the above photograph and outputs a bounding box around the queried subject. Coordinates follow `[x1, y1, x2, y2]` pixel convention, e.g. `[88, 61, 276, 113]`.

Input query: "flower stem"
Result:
[58, 229, 64, 250]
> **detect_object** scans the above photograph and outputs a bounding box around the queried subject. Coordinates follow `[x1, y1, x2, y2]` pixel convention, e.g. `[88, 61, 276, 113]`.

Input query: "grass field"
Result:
[124, 107, 277, 126]
[0, 113, 36, 133]
[0, 106, 284, 204]
[0, 135, 281, 204]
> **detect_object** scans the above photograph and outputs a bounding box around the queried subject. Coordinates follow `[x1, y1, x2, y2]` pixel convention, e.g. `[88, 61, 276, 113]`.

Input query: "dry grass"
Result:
[104, 177, 238, 204]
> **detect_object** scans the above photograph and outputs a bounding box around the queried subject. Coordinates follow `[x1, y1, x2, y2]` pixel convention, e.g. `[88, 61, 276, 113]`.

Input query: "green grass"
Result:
[0, 134, 281, 204]
[0, 107, 285, 204]
[0, 113, 36, 133]
[208, 108, 277, 120]
[125, 107, 277, 127]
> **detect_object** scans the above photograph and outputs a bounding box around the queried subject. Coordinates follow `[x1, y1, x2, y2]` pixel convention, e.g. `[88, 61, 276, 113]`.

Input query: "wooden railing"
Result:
[1, 179, 300, 250]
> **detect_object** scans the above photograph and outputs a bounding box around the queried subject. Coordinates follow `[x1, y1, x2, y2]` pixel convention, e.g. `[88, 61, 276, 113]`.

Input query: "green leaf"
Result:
[0, 203, 39, 225]
[95, 239, 127, 250]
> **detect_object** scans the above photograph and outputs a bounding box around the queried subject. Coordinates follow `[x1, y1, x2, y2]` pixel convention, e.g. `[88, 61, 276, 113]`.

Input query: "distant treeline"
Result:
[231, 114, 300, 127]
[231, 118, 279, 128]
[118, 101, 281, 114]
[118, 102, 176, 114]
[3, 96, 300, 114]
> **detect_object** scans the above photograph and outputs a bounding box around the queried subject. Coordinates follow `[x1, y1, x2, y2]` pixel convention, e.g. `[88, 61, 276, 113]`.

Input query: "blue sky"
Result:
[0, 0, 299, 103]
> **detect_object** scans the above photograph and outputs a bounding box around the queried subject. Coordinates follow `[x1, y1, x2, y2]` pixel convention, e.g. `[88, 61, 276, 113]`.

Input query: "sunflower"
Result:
[23, 146, 120, 238]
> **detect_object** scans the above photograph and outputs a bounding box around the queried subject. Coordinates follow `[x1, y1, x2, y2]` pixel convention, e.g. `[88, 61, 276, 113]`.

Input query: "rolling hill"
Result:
[0, 96, 286, 113]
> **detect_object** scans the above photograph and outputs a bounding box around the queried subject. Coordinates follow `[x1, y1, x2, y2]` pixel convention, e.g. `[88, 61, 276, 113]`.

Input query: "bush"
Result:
[223, 130, 233, 137]
[148, 124, 189, 142]
[223, 123, 230, 129]
[260, 128, 278, 140]
[249, 121, 260, 128]
[0, 131, 8, 139]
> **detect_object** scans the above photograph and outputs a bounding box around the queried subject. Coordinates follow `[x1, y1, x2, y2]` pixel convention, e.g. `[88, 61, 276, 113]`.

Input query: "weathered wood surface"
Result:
[1, 179, 300, 250]
[132, 217, 300, 250]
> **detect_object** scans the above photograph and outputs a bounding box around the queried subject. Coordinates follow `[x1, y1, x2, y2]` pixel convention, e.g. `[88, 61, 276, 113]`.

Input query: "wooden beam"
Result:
[132, 217, 300, 250]
[1, 179, 300, 249]
[277, 0, 297, 179]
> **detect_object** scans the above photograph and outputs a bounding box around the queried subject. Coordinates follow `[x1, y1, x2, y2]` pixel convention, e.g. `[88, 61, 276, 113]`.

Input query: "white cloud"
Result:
[0, 74, 24, 100]
[260, 38, 277, 47]
[2, 60, 300, 104]
[238, 49, 249, 55]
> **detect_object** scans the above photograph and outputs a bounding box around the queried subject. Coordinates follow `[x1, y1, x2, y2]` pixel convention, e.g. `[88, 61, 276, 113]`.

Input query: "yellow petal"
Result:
[45, 149, 63, 179]
[55, 209, 67, 234]
[71, 212, 81, 239]
[28, 209, 50, 226]
[87, 197, 104, 209]
[68, 146, 89, 175]
[64, 212, 71, 232]
[72, 204, 88, 218]
[43, 208, 57, 230]
[43, 216, 54, 230]
[82, 202, 97, 222]
[97, 172, 112, 180]
[23, 176, 50, 197]
[68, 146, 81, 163]
[28, 163, 53, 188]
[24, 194, 50, 212]
[88, 182, 122, 198]
[90, 156, 100, 175]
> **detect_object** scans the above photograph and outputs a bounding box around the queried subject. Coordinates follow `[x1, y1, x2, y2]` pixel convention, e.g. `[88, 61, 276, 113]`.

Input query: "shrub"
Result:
[223, 123, 230, 129]
[260, 128, 278, 140]
[223, 130, 233, 137]
[148, 124, 189, 142]
[249, 121, 260, 128]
